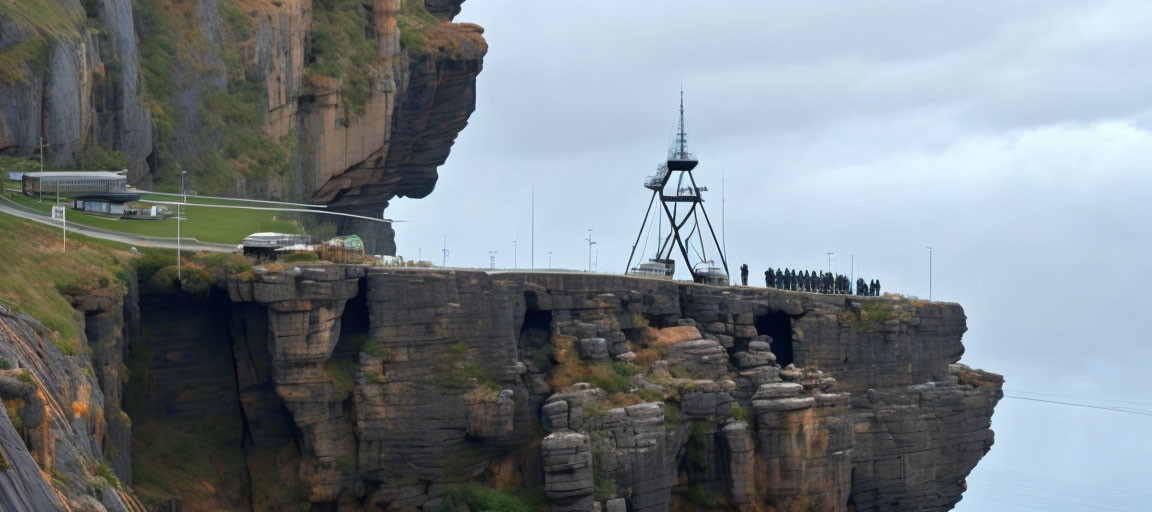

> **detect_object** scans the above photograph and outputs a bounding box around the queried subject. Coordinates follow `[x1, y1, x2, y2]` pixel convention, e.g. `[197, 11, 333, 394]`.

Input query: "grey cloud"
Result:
[390, 3, 1152, 509]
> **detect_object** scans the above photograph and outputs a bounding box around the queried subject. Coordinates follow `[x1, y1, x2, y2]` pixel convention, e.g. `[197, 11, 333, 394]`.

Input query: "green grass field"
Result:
[2, 188, 304, 244]
[0, 212, 131, 355]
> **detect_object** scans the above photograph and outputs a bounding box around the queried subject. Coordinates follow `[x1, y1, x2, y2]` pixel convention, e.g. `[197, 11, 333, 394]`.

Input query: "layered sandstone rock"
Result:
[0, 292, 144, 511]
[0, 263, 1001, 511]
[217, 267, 1002, 511]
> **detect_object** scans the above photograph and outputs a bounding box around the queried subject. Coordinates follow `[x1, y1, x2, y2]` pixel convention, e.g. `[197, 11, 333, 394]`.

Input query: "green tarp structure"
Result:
[327, 235, 364, 250]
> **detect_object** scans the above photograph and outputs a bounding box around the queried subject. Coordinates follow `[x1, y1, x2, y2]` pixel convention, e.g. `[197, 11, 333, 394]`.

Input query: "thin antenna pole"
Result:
[722, 165, 727, 283]
[927, 246, 933, 301]
[531, 187, 535, 269]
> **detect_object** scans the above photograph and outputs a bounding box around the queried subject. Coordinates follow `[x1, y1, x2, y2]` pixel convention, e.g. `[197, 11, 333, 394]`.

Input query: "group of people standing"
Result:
[738, 264, 882, 296]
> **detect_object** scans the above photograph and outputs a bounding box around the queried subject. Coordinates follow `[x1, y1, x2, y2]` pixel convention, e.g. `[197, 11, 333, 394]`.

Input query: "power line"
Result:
[968, 493, 1048, 510]
[969, 474, 1152, 509]
[139, 190, 327, 208]
[1006, 388, 1152, 408]
[1003, 394, 1152, 417]
[981, 465, 1152, 499]
[141, 200, 401, 223]
[968, 489, 1128, 512]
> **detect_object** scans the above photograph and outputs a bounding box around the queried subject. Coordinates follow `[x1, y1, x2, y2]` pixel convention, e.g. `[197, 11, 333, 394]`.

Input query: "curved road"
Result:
[0, 196, 235, 253]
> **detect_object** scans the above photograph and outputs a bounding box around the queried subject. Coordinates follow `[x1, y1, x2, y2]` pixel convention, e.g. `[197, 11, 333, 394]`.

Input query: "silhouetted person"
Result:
[776, 269, 784, 289]
[740, 264, 749, 286]
[765, 268, 774, 288]
[874, 279, 881, 296]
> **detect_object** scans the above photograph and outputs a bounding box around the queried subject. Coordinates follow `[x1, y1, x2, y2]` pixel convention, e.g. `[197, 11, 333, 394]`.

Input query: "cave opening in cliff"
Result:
[519, 303, 553, 372]
[755, 312, 794, 367]
[333, 279, 370, 357]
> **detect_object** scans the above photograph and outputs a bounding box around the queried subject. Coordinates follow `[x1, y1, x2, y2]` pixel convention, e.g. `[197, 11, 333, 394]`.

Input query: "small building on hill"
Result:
[22, 171, 127, 197]
[72, 193, 168, 219]
[241, 232, 313, 261]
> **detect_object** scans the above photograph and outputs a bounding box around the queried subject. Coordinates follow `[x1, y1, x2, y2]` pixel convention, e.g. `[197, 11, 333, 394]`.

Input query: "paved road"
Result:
[0, 195, 235, 252]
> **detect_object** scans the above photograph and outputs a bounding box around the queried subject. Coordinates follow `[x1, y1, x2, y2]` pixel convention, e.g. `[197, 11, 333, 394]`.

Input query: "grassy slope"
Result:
[0, 211, 131, 355]
[2, 188, 302, 244]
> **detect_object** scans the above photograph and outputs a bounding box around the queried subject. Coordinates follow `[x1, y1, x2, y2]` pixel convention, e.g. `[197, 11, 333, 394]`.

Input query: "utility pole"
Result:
[178, 171, 186, 283]
[489, 251, 497, 270]
[441, 235, 449, 267]
[39, 136, 45, 173]
[586, 229, 596, 273]
[927, 246, 933, 301]
[513, 238, 518, 269]
[826, 252, 834, 275]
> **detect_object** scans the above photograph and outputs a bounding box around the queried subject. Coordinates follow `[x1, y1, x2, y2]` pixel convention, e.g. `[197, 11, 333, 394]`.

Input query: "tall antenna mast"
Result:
[673, 88, 689, 160]
[626, 90, 729, 284]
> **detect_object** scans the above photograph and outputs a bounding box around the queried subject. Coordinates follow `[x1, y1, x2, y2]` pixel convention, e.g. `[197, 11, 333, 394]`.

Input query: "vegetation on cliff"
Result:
[134, 0, 294, 194]
[0, 213, 130, 355]
[307, 0, 382, 118]
[0, 0, 81, 84]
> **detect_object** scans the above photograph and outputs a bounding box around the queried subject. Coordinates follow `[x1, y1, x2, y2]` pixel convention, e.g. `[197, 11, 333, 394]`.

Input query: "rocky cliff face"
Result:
[211, 267, 1002, 511]
[0, 0, 486, 254]
[0, 263, 1002, 511]
[0, 280, 144, 511]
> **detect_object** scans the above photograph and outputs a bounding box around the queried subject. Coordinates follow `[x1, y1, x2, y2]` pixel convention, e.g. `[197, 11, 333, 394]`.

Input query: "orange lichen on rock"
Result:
[70, 401, 89, 419]
[648, 326, 703, 347]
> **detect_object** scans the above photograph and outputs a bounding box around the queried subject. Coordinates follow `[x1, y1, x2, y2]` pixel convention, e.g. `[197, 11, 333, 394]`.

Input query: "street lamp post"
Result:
[513, 239, 518, 269]
[548, 251, 553, 269]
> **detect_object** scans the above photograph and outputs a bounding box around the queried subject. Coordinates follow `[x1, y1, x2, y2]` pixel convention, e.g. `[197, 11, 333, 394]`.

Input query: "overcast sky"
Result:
[389, 2, 1152, 509]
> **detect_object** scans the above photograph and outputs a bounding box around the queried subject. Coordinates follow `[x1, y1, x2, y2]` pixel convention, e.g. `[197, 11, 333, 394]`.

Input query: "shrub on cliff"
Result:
[145, 264, 214, 297]
[433, 342, 498, 393]
[729, 404, 753, 424]
[438, 483, 543, 512]
[133, 251, 177, 283]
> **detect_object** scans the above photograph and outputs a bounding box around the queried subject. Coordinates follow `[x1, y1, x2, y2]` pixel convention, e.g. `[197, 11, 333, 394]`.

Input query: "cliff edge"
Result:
[0, 214, 1002, 511]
